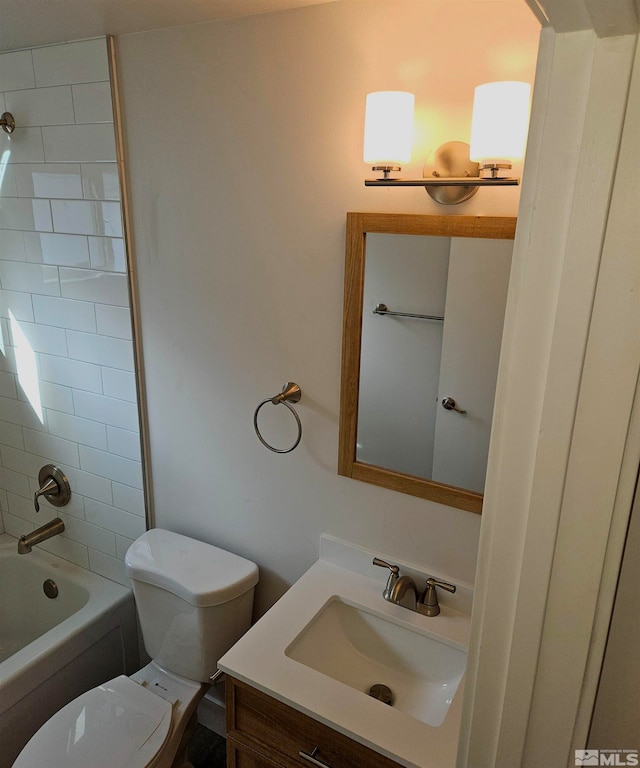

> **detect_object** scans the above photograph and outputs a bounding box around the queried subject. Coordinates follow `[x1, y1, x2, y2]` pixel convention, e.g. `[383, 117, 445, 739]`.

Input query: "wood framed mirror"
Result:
[338, 213, 517, 514]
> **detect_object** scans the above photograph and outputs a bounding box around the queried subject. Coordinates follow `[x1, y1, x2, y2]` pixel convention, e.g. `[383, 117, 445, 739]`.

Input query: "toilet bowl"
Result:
[13, 529, 259, 768]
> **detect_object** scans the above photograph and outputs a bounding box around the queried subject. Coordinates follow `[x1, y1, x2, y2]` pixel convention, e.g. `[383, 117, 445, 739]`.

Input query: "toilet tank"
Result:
[125, 529, 258, 682]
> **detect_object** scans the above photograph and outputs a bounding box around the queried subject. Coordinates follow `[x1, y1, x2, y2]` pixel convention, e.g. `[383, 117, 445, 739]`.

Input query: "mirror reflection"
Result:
[357, 234, 512, 493]
[338, 213, 517, 513]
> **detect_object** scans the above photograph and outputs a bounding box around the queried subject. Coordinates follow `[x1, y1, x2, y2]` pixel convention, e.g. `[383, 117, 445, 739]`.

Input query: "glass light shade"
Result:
[363, 91, 415, 165]
[469, 81, 531, 164]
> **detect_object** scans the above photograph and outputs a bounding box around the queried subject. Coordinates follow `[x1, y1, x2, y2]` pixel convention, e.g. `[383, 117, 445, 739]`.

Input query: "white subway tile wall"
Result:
[0, 38, 144, 583]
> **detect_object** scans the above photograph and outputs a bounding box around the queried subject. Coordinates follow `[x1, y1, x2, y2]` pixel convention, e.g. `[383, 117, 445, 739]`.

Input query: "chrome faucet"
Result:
[18, 518, 65, 554]
[373, 557, 456, 616]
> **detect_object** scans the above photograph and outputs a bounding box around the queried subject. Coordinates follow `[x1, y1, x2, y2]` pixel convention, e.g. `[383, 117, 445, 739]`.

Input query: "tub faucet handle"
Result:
[34, 465, 71, 513]
[34, 477, 58, 512]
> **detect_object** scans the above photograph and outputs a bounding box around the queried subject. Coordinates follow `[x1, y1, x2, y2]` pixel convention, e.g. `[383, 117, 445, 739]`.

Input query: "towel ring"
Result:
[254, 382, 302, 454]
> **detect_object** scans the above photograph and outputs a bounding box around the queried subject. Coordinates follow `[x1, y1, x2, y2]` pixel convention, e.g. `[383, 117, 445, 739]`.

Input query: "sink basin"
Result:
[284, 597, 466, 727]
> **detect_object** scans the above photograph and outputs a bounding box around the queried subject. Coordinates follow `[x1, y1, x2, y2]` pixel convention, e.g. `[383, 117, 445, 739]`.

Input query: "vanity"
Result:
[218, 536, 472, 768]
[226, 677, 401, 768]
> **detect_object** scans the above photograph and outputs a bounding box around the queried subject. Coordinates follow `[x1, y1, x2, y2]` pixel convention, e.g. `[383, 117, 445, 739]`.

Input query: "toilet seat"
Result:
[13, 675, 173, 768]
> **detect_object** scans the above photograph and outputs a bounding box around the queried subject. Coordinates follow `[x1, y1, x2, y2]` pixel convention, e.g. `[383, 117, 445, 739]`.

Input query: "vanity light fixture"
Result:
[470, 81, 531, 178]
[363, 91, 415, 180]
[364, 81, 531, 205]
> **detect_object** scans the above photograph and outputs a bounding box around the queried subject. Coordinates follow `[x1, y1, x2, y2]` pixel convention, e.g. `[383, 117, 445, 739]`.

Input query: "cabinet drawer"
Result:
[228, 735, 284, 768]
[227, 676, 400, 768]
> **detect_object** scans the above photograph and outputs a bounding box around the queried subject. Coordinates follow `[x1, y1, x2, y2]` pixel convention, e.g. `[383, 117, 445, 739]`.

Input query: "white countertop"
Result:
[218, 548, 470, 768]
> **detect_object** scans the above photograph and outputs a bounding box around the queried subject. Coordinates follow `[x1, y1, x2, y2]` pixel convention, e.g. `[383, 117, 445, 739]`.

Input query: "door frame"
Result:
[459, 4, 640, 765]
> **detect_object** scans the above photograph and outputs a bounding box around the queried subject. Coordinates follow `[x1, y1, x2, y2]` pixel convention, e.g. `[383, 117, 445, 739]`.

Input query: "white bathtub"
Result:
[0, 534, 139, 767]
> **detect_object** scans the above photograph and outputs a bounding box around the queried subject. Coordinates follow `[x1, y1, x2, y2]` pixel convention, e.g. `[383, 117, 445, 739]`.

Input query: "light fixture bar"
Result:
[363, 141, 521, 203]
[365, 177, 519, 187]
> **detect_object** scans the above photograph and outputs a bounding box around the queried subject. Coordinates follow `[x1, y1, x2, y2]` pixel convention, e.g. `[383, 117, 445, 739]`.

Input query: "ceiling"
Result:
[1, 0, 637, 59]
[0, 0, 338, 52]
[529, 0, 640, 35]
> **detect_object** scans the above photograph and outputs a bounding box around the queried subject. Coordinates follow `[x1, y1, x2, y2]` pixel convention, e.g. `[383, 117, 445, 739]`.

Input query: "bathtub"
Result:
[0, 534, 139, 767]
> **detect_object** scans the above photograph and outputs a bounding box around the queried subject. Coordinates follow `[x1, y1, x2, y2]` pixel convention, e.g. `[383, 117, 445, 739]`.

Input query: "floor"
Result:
[188, 724, 227, 768]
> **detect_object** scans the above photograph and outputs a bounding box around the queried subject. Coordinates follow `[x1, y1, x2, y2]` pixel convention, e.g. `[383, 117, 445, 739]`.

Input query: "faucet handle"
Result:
[426, 577, 456, 593]
[34, 477, 59, 513]
[372, 557, 399, 574]
[420, 577, 456, 617]
[373, 558, 400, 600]
[33, 465, 71, 513]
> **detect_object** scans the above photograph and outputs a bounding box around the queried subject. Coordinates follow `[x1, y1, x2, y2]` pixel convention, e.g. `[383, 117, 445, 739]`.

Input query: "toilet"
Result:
[13, 528, 259, 768]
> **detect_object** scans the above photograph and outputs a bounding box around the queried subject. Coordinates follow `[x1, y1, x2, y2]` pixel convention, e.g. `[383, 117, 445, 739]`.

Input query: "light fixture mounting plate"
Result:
[423, 141, 479, 204]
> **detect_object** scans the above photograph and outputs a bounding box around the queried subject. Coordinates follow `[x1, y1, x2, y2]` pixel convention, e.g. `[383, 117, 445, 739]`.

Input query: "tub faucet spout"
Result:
[18, 518, 65, 554]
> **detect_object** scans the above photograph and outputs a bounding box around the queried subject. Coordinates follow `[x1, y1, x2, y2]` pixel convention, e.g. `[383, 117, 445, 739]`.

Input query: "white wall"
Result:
[0, 39, 145, 583]
[117, 0, 540, 615]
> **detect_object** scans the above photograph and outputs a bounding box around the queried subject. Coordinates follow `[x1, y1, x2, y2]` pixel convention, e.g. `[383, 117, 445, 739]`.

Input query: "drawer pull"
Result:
[299, 746, 331, 768]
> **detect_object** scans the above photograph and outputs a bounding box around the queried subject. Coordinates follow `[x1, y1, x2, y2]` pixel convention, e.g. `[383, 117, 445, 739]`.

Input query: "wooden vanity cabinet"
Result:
[226, 676, 403, 768]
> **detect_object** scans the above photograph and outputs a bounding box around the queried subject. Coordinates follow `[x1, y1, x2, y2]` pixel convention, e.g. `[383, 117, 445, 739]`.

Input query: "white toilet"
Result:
[13, 528, 259, 768]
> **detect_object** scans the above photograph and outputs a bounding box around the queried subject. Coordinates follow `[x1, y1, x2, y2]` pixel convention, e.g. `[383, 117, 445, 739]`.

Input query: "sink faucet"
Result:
[18, 518, 65, 554]
[373, 558, 456, 616]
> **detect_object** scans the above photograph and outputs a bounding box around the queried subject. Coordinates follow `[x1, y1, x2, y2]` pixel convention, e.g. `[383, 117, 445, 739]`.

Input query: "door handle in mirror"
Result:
[442, 397, 467, 414]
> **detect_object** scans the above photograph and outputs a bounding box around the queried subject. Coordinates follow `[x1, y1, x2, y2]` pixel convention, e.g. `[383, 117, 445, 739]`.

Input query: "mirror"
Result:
[338, 213, 516, 513]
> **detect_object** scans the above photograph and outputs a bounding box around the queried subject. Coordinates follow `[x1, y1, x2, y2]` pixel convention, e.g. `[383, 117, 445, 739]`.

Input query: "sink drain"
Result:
[368, 683, 393, 706]
[43, 579, 58, 599]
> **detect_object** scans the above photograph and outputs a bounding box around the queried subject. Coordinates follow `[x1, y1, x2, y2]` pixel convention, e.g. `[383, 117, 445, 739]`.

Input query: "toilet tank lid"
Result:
[125, 529, 259, 606]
